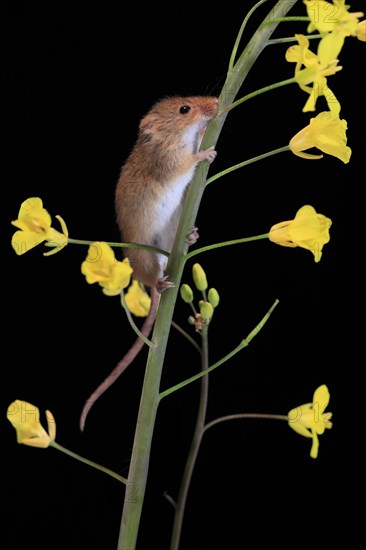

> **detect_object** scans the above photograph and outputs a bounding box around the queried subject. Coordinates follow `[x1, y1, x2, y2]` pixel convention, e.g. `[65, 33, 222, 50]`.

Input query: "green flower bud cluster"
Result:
[180, 263, 220, 329]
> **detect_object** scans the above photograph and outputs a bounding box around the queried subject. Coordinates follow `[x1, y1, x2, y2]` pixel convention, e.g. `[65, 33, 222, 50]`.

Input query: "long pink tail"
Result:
[79, 287, 159, 431]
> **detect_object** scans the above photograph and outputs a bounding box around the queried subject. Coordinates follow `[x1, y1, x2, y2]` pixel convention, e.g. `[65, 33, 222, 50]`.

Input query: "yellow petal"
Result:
[43, 227, 68, 256]
[313, 384, 330, 414]
[81, 242, 117, 283]
[125, 280, 152, 316]
[285, 44, 303, 63]
[83, 242, 116, 270]
[289, 205, 331, 239]
[288, 205, 332, 262]
[317, 30, 345, 66]
[291, 151, 324, 160]
[323, 412, 333, 430]
[356, 20, 366, 41]
[18, 197, 51, 222]
[269, 206, 331, 262]
[294, 65, 319, 87]
[323, 86, 341, 118]
[7, 400, 52, 447]
[101, 259, 133, 295]
[304, 1, 338, 33]
[20, 437, 51, 449]
[11, 197, 68, 256]
[11, 229, 46, 255]
[310, 431, 319, 458]
[82, 243, 133, 295]
[13, 197, 52, 233]
[289, 111, 351, 164]
[55, 214, 69, 238]
[288, 384, 332, 457]
[286, 34, 311, 64]
[315, 116, 351, 163]
[268, 220, 298, 247]
[288, 405, 313, 437]
[46, 410, 56, 442]
[302, 86, 318, 112]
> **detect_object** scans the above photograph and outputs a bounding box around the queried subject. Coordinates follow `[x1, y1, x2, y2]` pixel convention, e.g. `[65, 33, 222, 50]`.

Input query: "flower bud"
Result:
[199, 300, 214, 321]
[208, 288, 220, 308]
[180, 284, 194, 303]
[192, 263, 208, 291]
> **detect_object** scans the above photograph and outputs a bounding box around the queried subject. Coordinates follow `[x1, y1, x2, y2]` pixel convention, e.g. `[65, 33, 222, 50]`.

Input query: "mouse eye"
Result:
[179, 105, 191, 115]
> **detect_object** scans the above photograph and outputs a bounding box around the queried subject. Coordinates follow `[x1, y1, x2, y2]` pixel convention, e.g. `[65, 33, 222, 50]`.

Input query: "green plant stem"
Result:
[169, 325, 209, 550]
[159, 298, 279, 400]
[185, 234, 269, 261]
[262, 16, 310, 25]
[172, 321, 202, 354]
[66, 238, 169, 256]
[267, 32, 322, 45]
[116, 285, 178, 549]
[206, 146, 290, 184]
[120, 289, 154, 347]
[220, 80, 295, 114]
[203, 413, 288, 433]
[169, 342, 286, 550]
[50, 441, 127, 484]
[228, 0, 269, 71]
[116, 2, 297, 548]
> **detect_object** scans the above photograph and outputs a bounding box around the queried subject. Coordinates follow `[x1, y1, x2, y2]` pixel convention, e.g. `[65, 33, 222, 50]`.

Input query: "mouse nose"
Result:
[203, 97, 218, 116]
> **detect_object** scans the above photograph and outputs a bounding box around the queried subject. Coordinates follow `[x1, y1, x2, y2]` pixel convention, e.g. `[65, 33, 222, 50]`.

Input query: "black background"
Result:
[2, 1, 363, 549]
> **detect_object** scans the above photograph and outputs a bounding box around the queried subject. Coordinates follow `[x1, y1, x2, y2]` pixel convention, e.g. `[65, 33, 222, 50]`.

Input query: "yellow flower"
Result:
[289, 111, 351, 163]
[11, 197, 68, 256]
[269, 205, 332, 262]
[81, 242, 133, 296]
[286, 34, 341, 115]
[356, 20, 366, 41]
[7, 400, 56, 448]
[304, 0, 364, 65]
[288, 385, 333, 458]
[125, 279, 151, 316]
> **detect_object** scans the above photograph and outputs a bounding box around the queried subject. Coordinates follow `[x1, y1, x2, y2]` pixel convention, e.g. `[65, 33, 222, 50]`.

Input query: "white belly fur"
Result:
[153, 169, 195, 234]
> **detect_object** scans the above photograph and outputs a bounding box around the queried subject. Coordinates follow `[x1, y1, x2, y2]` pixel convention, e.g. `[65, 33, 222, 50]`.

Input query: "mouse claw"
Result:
[198, 146, 217, 164]
[157, 276, 175, 293]
[187, 226, 199, 246]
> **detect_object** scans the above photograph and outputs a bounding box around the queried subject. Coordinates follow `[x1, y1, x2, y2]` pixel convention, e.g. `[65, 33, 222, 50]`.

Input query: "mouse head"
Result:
[139, 96, 218, 142]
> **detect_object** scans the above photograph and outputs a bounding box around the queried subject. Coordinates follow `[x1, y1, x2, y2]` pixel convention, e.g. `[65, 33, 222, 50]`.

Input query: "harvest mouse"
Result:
[115, 94, 218, 291]
[80, 95, 218, 430]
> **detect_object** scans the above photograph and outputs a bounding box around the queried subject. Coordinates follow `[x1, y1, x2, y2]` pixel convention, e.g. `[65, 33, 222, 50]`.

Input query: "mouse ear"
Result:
[139, 114, 154, 137]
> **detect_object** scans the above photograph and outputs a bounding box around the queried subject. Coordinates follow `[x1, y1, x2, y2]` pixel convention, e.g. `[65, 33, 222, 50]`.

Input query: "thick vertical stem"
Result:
[169, 328, 209, 550]
[116, 286, 177, 549]
[116, 2, 298, 548]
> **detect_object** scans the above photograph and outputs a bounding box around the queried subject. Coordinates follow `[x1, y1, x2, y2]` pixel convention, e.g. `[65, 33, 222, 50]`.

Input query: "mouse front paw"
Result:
[187, 226, 199, 246]
[157, 276, 175, 293]
[199, 146, 217, 164]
